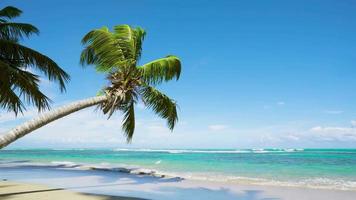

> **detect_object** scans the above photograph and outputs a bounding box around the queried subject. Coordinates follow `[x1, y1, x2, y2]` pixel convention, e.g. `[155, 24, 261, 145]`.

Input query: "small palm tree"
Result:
[0, 24, 181, 149]
[0, 6, 70, 114]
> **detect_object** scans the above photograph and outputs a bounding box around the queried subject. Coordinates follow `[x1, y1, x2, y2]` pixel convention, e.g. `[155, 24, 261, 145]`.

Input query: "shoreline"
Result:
[1, 148, 355, 192]
[1, 162, 356, 200]
[1, 159, 355, 191]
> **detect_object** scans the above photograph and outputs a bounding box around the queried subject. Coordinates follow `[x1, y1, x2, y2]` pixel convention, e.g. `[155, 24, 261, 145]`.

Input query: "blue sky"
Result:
[1, 0, 356, 149]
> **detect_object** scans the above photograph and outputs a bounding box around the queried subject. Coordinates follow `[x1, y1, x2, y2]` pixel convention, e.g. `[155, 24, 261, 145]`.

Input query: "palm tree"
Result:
[0, 24, 181, 149]
[0, 6, 70, 115]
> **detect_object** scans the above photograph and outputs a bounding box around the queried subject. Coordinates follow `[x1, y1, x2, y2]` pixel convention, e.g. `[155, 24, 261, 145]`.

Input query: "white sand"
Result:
[1, 165, 356, 200]
[0, 181, 145, 200]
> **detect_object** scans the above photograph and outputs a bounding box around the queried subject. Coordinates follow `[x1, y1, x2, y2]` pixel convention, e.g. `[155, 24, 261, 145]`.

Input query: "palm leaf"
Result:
[0, 6, 22, 19]
[80, 24, 182, 142]
[81, 25, 146, 71]
[81, 26, 126, 71]
[0, 22, 39, 40]
[0, 61, 51, 114]
[0, 61, 24, 114]
[113, 24, 135, 60]
[132, 27, 145, 61]
[138, 55, 181, 85]
[0, 39, 70, 92]
[121, 101, 135, 142]
[0, 81, 24, 114]
[113, 25, 146, 62]
[10, 67, 51, 112]
[141, 86, 178, 130]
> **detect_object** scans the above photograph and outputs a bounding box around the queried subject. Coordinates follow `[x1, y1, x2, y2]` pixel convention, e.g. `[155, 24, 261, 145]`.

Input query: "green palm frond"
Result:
[0, 81, 24, 114]
[0, 6, 69, 115]
[0, 39, 70, 92]
[0, 22, 39, 40]
[0, 6, 22, 20]
[121, 102, 135, 142]
[10, 67, 51, 112]
[0, 61, 24, 114]
[138, 55, 181, 85]
[132, 27, 145, 61]
[141, 86, 178, 130]
[81, 25, 147, 72]
[113, 24, 135, 60]
[113, 25, 146, 62]
[80, 24, 182, 143]
[81, 26, 126, 71]
[0, 60, 51, 114]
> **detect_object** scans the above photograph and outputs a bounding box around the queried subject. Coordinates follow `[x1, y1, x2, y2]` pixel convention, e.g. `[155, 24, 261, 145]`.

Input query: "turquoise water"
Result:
[1, 148, 356, 190]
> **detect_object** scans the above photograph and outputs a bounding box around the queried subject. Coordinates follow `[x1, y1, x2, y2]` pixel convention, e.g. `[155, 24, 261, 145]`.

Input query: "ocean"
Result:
[1, 148, 356, 190]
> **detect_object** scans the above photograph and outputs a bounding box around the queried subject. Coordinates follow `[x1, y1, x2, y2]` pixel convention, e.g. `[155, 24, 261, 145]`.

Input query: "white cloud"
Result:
[0, 107, 127, 147]
[1, 106, 189, 148]
[0, 109, 38, 129]
[0, 112, 22, 124]
[146, 124, 169, 133]
[250, 120, 356, 145]
[3, 102, 356, 149]
[208, 124, 228, 131]
[283, 134, 300, 141]
[351, 120, 356, 127]
[259, 134, 282, 144]
[28, 109, 123, 139]
[309, 126, 356, 141]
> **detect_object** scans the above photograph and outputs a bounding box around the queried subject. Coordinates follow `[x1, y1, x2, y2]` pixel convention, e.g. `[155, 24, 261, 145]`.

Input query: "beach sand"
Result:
[1, 164, 356, 200]
[0, 181, 146, 200]
[1, 179, 355, 200]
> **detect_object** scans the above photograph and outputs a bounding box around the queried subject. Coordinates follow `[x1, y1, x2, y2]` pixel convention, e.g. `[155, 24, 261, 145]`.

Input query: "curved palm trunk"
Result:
[0, 95, 107, 149]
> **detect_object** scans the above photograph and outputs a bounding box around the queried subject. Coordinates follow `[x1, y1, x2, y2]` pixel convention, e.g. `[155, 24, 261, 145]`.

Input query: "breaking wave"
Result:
[1, 160, 355, 191]
[112, 148, 304, 154]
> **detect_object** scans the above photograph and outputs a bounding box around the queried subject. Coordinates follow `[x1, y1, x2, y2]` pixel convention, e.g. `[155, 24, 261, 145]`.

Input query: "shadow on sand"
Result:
[0, 186, 148, 200]
[0, 164, 280, 200]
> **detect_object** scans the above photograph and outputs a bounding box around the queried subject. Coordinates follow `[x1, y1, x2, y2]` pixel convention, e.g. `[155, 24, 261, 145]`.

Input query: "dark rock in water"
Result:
[88, 166, 133, 174]
[115, 168, 132, 173]
[137, 171, 152, 175]
[130, 169, 155, 176]
[170, 177, 184, 181]
[151, 173, 165, 178]
[91, 167, 111, 171]
[2, 179, 7, 181]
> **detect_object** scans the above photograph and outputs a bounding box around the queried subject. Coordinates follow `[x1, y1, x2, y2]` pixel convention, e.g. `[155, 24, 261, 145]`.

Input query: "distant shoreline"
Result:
[1, 149, 355, 191]
[1, 160, 354, 191]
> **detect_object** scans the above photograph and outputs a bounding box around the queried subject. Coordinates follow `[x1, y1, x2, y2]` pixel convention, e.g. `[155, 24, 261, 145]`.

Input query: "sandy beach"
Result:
[0, 181, 146, 200]
[2, 180, 356, 200]
[1, 163, 355, 200]
[1, 1, 356, 200]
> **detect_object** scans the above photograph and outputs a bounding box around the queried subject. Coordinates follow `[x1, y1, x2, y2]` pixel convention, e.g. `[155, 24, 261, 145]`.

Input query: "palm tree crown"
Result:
[0, 6, 70, 115]
[80, 24, 181, 142]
